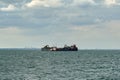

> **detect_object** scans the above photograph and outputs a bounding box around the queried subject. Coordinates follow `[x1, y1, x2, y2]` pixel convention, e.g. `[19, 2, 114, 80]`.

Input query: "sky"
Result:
[0, 0, 120, 49]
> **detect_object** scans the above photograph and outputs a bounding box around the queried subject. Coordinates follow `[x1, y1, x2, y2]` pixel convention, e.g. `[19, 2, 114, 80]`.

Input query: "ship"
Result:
[41, 45, 78, 51]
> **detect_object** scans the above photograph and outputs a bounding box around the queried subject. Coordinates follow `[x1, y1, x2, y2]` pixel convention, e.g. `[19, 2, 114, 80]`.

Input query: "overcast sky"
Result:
[0, 0, 120, 49]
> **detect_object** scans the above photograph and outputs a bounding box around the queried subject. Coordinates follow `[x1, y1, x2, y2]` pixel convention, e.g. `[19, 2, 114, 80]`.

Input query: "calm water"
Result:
[0, 49, 120, 80]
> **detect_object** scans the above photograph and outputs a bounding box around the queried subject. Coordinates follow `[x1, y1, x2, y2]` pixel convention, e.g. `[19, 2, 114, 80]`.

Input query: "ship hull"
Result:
[41, 47, 78, 51]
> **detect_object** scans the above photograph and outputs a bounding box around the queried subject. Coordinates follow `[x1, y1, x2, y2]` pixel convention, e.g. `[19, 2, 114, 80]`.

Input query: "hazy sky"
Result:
[0, 0, 120, 49]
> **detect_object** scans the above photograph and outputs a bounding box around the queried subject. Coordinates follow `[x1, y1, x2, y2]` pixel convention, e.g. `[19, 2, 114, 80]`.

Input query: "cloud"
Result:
[0, 27, 43, 48]
[104, 0, 116, 5]
[25, 0, 62, 8]
[0, 27, 25, 48]
[0, 2, 120, 29]
[0, 0, 120, 49]
[0, 4, 16, 11]
[0, 27, 22, 34]
[68, 20, 120, 49]
[71, 0, 96, 6]
[70, 0, 120, 7]
[98, 0, 120, 6]
[70, 20, 120, 38]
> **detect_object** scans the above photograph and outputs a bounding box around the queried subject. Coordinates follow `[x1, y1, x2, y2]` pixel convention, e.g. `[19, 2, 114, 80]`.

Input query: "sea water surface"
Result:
[0, 49, 120, 80]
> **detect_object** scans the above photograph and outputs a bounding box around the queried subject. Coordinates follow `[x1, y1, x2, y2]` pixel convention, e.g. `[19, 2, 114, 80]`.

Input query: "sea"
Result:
[0, 49, 120, 80]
